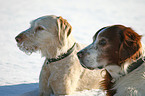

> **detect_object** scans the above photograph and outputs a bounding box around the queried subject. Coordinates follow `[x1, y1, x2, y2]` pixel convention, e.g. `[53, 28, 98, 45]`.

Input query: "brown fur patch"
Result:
[119, 27, 142, 64]
[100, 70, 116, 96]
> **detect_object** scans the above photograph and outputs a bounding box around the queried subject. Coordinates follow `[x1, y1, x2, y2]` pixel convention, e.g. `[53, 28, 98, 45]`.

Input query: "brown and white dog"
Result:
[77, 25, 145, 96]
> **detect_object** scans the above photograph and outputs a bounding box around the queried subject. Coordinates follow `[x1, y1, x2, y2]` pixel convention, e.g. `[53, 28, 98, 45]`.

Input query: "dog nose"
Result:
[15, 35, 22, 43]
[77, 51, 83, 59]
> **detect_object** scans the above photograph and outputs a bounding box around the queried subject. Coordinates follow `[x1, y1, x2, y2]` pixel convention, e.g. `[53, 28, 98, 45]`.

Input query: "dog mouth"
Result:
[17, 42, 38, 55]
[81, 63, 95, 70]
[78, 58, 104, 70]
[81, 62, 104, 70]
[77, 54, 94, 70]
[78, 59, 95, 70]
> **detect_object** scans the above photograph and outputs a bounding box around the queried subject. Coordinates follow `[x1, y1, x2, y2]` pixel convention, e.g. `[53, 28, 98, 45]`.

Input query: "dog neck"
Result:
[105, 56, 145, 83]
[46, 42, 76, 64]
[105, 65, 123, 82]
[40, 35, 76, 58]
[103, 47, 145, 96]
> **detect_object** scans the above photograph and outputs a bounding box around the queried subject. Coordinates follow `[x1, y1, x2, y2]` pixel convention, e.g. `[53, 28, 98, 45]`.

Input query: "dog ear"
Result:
[119, 27, 142, 63]
[57, 16, 72, 45]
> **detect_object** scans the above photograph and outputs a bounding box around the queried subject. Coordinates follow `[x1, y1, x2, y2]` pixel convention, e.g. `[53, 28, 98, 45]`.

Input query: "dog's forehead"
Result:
[30, 16, 58, 26]
[94, 27, 111, 41]
[93, 27, 107, 41]
[97, 27, 121, 40]
[97, 28, 108, 38]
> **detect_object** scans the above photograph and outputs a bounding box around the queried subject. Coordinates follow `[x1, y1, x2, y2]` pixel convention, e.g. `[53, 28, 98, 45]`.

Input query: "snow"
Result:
[0, 0, 145, 96]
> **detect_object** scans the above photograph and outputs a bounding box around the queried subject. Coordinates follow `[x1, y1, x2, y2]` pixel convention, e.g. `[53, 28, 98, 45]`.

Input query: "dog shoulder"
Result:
[114, 63, 145, 95]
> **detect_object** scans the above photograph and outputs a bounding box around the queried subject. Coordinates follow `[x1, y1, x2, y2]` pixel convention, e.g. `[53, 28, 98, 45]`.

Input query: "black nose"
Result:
[77, 51, 83, 59]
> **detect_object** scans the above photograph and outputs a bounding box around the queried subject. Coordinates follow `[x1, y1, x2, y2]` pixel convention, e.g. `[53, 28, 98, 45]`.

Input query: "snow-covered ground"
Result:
[0, 0, 145, 96]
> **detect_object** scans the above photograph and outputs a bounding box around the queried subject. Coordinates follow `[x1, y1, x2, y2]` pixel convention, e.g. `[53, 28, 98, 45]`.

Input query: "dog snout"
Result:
[15, 35, 22, 43]
[15, 33, 25, 43]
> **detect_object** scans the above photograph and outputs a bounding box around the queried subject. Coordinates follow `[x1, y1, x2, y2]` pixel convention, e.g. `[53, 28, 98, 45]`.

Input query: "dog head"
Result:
[15, 15, 72, 57]
[77, 25, 142, 70]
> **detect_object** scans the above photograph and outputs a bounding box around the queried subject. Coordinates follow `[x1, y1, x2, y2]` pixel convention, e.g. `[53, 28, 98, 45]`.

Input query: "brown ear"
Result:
[57, 16, 72, 45]
[119, 27, 142, 63]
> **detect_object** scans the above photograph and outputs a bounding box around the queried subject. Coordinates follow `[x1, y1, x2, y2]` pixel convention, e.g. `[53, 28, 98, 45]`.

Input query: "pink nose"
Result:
[15, 35, 22, 43]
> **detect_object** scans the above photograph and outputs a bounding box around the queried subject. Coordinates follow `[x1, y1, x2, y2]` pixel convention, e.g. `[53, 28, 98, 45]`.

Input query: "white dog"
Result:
[77, 25, 145, 96]
[15, 15, 104, 96]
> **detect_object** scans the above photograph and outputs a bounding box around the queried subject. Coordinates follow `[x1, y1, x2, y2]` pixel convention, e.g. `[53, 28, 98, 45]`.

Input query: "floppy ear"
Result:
[57, 16, 72, 45]
[119, 27, 142, 63]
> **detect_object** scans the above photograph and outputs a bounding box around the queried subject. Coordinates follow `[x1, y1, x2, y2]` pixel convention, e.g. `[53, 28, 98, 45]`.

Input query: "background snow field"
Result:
[0, 0, 145, 96]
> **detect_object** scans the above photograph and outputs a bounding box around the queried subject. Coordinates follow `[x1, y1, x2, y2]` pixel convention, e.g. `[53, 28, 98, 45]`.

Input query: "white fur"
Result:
[105, 65, 123, 81]
[113, 62, 145, 96]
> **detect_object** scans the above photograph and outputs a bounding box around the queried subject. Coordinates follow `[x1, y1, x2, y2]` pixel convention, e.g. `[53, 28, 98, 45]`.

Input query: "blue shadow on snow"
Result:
[0, 83, 39, 96]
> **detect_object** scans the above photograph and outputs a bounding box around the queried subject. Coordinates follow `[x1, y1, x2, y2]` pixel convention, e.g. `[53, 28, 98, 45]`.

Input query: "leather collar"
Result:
[126, 57, 145, 74]
[46, 43, 76, 64]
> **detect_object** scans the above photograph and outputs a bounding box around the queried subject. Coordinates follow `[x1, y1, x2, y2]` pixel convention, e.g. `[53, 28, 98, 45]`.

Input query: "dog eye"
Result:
[98, 39, 107, 46]
[35, 26, 44, 32]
